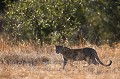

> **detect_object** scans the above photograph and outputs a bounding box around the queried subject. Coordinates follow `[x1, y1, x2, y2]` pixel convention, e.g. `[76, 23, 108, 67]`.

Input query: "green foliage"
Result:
[4, 0, 120, 46]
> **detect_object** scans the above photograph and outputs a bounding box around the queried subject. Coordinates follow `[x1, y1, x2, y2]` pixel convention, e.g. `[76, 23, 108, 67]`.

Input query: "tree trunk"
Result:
[35, 18, 43, 46]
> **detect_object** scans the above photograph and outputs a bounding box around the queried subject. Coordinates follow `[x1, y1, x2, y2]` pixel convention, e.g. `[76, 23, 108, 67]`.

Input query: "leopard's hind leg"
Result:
[83, 57, 91, 67]
[92, 58, 99, 65]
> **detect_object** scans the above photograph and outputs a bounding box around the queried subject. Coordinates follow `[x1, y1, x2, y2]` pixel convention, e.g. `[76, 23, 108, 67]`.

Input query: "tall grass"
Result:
[0, 37, 119, 79]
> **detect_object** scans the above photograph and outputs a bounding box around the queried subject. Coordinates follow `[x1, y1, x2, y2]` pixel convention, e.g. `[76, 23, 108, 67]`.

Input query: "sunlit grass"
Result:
[0, 37, 119, 79]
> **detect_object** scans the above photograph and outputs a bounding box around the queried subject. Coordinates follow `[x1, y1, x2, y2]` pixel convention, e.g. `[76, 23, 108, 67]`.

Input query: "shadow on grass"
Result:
[0, 54, 50, 66]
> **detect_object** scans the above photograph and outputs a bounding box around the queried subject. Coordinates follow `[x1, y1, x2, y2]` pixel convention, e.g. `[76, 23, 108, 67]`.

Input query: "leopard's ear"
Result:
[60, 45, 64, 47]
[55, 45, 63, 47]
[55, 45, 57, 47]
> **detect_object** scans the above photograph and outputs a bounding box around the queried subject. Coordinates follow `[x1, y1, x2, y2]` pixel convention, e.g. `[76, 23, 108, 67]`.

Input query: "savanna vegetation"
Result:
[0, 0, 119, 46]
[0, 0, 120, 79]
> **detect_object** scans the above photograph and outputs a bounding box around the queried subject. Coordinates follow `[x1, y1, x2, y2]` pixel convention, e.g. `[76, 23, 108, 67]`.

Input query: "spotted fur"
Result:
[55, 45, 112, 69]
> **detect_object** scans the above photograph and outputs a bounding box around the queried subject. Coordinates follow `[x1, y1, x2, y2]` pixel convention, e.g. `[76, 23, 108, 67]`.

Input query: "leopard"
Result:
[55, 45, 112, 69]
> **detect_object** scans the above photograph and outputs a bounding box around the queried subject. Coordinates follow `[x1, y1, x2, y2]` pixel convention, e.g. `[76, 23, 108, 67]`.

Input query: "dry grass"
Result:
[0, 37, 120, 79]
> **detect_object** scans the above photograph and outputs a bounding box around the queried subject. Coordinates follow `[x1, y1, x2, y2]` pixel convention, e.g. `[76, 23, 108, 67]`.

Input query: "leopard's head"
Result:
[55, 45, 63, 54]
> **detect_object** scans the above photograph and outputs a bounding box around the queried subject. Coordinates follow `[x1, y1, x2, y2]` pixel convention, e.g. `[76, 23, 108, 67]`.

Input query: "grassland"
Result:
[0, 38, 120, 79]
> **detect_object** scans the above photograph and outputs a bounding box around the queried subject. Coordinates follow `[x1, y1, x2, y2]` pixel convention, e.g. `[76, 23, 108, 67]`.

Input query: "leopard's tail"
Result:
[95, 53, 112, 66]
